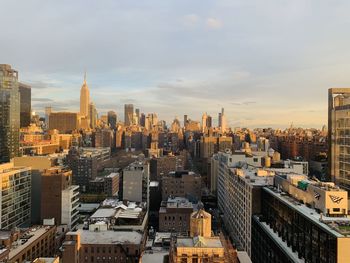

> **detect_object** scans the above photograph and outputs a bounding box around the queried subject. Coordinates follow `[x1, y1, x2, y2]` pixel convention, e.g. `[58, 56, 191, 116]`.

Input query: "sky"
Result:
[1, 0, 350, 128]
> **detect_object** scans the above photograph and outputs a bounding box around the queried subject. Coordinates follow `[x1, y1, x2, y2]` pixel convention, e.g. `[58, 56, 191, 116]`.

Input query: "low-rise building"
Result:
[0, 226, 56, 263]
[159, 197, 195, 234]
[62, 228, 145, 263]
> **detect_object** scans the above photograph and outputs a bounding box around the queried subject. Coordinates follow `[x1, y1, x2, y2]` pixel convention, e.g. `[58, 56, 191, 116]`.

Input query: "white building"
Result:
[61, 185, 80, 229]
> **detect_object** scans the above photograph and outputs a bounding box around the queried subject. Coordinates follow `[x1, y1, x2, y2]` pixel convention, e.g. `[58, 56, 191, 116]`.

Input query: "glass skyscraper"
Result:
[0, 64, 20, 163]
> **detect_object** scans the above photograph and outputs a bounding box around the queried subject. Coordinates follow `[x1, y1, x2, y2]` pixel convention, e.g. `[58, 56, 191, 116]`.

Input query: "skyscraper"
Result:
[202, 112, 207, 132]
[80, 73, 90, 118]
[19, 82, 31, 128]
[206, 115, 212, 128]
[107, 110, 117, 128]
[0, 64, 20, 163]
[221, 108, 227, 133]
[328, 88, 350, 191]
[135, 108, 140, 124]
[124, 104, 134, 126]
[89, 102, 97, 129]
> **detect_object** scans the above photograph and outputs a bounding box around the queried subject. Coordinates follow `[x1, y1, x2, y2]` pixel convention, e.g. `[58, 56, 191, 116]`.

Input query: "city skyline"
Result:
[3, 0, 350, 128]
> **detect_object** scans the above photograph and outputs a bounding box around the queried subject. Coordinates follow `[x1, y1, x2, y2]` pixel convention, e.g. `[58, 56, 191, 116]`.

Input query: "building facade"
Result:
[41, 167, 79, 229]
[328, 88, 350, 191]
[161, 171, 202, 202]
[0, 64, 20, 163]
[124, 104, 134, 126]
[0, 162, 31, 229]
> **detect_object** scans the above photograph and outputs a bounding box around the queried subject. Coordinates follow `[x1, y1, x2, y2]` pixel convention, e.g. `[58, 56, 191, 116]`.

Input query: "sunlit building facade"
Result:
[0, 162, 31, 229]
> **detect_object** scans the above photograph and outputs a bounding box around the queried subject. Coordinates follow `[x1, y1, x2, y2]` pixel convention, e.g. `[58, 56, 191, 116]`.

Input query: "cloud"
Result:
[182, 14, 200, 27]
[230, 101, 257, 106]
[25, 81, 52, 89]
[32, 99, 79, 112]
[32, 97, 53, 102]
[206, 18, 223, 29]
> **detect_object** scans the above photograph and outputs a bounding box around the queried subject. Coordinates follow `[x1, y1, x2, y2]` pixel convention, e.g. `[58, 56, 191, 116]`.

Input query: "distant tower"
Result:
[19, 83, 31, 128]
[124, 104, 134, 126]
[184, 115, 188, 127]
[206, 115, 212, 128]
[202, 113, 208, 132]
[107, 111, 117, 128]
[45, 106, 52, 125]
[80, 72, 90, 118]
[221, 108, 227, 133]
[89, 102, 97, 129]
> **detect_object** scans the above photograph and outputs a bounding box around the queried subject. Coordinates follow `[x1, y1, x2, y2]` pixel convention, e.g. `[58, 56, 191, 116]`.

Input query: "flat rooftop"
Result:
[176, 236, 223, 248]
[70, 229, 143, 245]
[9, 226, 54, 259]
[264, 187, 350, 237]
[141, 250, 169, 263]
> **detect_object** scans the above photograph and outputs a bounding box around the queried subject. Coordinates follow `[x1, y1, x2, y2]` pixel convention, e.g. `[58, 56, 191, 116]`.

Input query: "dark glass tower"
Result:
[19, 82, 31, 128]
[0, 64, 20, 163]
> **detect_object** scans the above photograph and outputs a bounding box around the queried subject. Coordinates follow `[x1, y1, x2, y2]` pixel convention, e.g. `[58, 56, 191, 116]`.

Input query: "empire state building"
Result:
[80, 73, 90, 118]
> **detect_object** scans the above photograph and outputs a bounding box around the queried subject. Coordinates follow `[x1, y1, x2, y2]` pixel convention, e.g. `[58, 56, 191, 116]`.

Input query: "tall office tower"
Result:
[107, 110, 117, 128]
[0, 162, 31, 229]
[147, 113, 158, 128]
[221, 108, 227, 133]
[41, 167, 79, 229]
[135, 108, 140, 124]
[218, 112, 222, 127]
[0, 64, 20, 163]
[89, 102, 97, 129]
[328, 88, 350, 191]
[206, 115, 212, 128]
[140, 113, 146, 127]
[19, 82, 31, 128]
[45, 106, 52, 128]
[80, 73, 90, 118]
[124, 104, 134, 126]
[202, 112, 207, 132]
[184, 114, 188, 127]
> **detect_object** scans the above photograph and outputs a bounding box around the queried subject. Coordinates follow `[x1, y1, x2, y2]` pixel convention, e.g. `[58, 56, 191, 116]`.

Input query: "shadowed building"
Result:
[19, 82, 31, 128]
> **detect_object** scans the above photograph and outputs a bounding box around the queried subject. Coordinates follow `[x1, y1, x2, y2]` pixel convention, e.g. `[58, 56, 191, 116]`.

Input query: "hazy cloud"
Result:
[183, 14, 200, 27]
[32, 98, 53, 102]
[1, 0, 349, 128]
[206, 18, 223, 29]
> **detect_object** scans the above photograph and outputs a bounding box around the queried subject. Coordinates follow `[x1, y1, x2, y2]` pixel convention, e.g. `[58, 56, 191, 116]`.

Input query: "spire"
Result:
[84, 70, 87, 84]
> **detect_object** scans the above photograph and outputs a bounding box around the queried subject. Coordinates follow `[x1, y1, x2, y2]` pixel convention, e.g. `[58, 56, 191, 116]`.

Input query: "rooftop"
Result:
[8, 226, 54, 259]
[176, 236, 223, 248]
[69, 229, 143, 245]
[264, 187, 350, 237]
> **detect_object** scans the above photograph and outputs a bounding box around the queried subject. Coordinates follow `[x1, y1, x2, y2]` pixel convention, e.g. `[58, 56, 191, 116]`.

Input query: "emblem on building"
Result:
[314, 191, 321, 200]
[329, 195, 343, 204]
